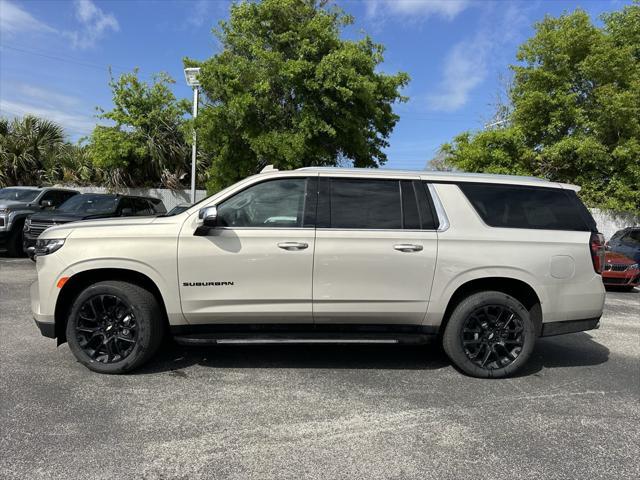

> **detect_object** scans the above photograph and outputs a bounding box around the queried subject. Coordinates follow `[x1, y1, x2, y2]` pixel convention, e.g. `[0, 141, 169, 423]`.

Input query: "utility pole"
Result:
[184, 67, 201, 204]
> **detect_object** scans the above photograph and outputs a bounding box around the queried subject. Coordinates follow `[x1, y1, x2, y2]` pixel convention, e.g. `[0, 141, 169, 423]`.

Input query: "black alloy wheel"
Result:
[442, 291, 536, 378]
[66, 280, 164, 373]
[461, 305, 525, 370]
[75, 294, 138, 363]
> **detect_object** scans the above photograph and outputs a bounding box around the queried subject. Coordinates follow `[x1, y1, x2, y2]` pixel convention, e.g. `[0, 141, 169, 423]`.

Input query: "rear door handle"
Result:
[277, 242, 309, 251]
[394, 244, 423, 253]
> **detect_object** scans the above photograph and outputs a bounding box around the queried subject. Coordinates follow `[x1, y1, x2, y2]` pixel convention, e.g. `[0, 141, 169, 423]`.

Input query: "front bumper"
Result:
[31, 280, 55, 338]
[34, 319, 56, 338]
[23, 234, 37, 251]
[602, 270, 640, 287]
[541, 317, 601, 337]
[0, 230, 8, 250]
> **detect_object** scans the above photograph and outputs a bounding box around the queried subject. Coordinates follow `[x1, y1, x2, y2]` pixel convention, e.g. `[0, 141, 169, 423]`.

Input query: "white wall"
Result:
[590, 209, 639, 240]
[72, 187, 208, 211]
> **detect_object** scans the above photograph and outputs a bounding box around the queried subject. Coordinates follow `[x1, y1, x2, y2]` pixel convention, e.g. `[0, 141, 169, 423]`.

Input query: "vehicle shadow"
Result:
[516, 332, 610, 377]
[135, 332, 610, 377]
[135, 342, 451, 375]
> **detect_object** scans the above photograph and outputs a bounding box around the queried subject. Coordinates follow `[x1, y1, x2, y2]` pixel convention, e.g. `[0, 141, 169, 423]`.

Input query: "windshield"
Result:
[0, 188, 40, 202]
[58, 194, 119, 215]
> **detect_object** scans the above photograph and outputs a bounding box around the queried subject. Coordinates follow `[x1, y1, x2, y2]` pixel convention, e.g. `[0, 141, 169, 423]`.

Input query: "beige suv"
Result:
[31, 167, 606, 378]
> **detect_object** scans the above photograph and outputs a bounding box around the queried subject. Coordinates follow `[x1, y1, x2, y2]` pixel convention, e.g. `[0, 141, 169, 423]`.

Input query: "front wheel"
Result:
[66, 281, 164, 374]
[442, 291, 536, 378]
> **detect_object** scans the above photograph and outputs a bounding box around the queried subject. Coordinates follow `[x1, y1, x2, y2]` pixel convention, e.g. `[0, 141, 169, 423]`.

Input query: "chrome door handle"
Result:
[394, 244, 423, 253]
[277, 242, 309, 251]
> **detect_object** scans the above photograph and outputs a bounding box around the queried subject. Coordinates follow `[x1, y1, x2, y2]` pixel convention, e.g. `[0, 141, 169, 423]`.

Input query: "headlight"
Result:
[630, 264, 639, 270]
[0, 208, 9, 214]
[35, 238, 65, 256]
[24, 218, 31, 231]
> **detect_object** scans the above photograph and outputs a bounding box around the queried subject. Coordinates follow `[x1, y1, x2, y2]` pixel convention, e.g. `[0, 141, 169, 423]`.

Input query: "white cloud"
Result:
[366, 0, 470, 21]
[64, 0, 119, 49]
[426, 38, 490, 111]
[185, 0, 210, 28]
[0, 0, 57, 36]
[0, 99, 96, 137]
[16, 84, 81, 109]
[426, 3, 527, 112]
[0, 84, 97, 137]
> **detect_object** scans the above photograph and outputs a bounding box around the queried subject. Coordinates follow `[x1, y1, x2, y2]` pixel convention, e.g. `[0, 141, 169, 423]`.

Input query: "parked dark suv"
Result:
[0, 187, 79, 256]
[607, 227, 640, 263]
[23, 193, 166, 254]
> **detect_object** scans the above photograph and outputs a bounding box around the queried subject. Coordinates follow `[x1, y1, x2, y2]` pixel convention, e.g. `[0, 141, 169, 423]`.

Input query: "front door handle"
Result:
[394, 244, 423, 253]
[277, 242, 309, 251]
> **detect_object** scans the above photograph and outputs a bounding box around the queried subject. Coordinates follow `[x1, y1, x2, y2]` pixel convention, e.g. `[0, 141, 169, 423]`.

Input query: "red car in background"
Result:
[602, 251, 640, 291]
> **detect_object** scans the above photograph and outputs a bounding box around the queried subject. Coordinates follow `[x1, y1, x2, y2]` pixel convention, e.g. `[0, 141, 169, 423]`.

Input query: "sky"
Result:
[0, 0, 630, 170]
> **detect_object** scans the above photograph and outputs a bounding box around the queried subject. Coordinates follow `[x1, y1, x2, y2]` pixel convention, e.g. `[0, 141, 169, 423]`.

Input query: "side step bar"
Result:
[173, 333, 434, 347]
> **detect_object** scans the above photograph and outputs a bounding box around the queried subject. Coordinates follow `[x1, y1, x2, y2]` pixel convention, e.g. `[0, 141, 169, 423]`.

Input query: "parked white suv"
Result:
[31, 167, 606, 377]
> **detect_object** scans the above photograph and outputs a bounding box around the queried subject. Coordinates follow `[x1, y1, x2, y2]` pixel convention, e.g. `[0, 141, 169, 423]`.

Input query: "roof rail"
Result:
[260, 164, 278, 173]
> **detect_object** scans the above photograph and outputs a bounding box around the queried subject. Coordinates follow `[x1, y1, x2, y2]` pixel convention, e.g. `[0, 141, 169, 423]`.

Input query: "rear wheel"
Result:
[66, 281, 164, 374]
[443, 291, 536, 378]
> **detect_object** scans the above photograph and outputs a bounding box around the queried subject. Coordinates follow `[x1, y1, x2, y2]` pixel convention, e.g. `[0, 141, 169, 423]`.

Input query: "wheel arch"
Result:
[438, 277, 543, 338]
[54, 268, 169, 344]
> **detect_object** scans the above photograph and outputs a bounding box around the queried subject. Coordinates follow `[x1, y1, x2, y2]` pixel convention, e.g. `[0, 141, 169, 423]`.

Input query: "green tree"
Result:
[187, 0, 409, 192]
[441, 3, 640, 212]
[0, 115, 65, 187]
[89, 70, 191, 189]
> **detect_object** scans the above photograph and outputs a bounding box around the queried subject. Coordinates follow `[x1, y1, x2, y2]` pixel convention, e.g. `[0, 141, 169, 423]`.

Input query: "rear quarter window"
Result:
[459, 183, 596, 232]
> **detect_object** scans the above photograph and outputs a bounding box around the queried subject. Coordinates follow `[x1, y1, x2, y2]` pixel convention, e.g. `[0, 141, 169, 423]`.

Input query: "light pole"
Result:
[184, 67, 201, 204]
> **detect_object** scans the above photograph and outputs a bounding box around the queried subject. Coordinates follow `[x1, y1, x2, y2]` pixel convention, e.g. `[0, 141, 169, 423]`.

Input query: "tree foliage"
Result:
[187, 0, 409, 191]
[89, 70, 192, 189]
[0, 116, 65, 186]
[441, 3, 640, 212]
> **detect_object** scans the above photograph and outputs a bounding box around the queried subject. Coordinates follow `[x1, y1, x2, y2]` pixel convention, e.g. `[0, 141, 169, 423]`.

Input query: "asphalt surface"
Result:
[1, 258, 639, 480]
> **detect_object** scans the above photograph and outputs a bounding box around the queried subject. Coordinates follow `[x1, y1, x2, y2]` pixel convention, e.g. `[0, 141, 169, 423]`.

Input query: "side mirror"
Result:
[195, 206, 218, 236]
[199, 206, 218, 228]
[40, 200, 53, 209]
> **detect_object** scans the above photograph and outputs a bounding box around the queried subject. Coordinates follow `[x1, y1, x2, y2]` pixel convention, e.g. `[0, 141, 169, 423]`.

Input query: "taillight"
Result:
[590, 232, 605, 274]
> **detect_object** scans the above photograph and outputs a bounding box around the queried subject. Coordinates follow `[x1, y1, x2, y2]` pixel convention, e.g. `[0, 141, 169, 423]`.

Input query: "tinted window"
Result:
[459, 184, 595, 231]
[133, 198, 153, 216]
[329, 178, 401, 229]
[41, 190, 76, 207]
[118, 198, 135, 216]
[0, 188, 39, 202]
[218, 178, 309, 228]
[623, 230, 640, 245]
[58, 194, 119, 215]
[401, 181, 420, 229]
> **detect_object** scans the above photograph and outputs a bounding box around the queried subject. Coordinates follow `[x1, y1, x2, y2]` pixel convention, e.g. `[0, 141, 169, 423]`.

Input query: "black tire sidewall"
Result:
[443, 291, 536, 378]
[66, 281, 160, 374]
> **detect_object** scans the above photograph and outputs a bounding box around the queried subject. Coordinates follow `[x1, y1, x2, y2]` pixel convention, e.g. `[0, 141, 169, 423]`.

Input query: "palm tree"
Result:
[0, 115, 65, 186]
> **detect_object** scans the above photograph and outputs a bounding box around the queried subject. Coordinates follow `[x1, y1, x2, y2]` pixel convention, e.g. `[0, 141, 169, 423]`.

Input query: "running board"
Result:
[173, 333, 433, 347]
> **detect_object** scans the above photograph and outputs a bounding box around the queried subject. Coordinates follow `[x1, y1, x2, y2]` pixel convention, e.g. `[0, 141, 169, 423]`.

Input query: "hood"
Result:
[29, 211, 107, 223]
[605, 251, 636, 265]
[0, 200, 30, 210]
[41, 215, 159, 239]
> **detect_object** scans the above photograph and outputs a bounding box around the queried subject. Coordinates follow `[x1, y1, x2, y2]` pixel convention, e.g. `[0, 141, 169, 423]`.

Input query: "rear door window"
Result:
[459, 183, 595, 231]
[328, 178, 402, 229]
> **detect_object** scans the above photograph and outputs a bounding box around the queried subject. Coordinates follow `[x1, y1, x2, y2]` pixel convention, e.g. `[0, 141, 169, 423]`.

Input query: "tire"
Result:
[442, 291, 536, 378]
[6, 222, 25, 257]
[66, 281, 165, 374]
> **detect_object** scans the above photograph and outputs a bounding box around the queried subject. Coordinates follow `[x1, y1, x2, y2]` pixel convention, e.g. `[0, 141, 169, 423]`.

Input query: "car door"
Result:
[313, 176, 438, 325]
[178, 175, 318, 324]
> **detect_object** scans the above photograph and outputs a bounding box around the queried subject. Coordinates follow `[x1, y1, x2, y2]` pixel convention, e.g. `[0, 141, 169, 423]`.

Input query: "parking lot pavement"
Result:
[0, 258, 638, 480]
